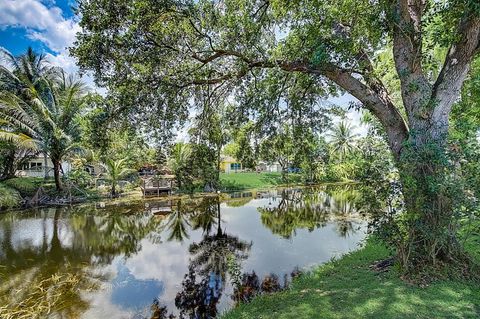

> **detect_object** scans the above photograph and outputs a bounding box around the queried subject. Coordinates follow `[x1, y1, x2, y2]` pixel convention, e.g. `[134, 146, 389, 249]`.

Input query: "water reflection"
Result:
[0, 186, 369, 318]
[260, 186, 365, 238]
[174, 198, 252, 319]
[0, 206, 164, 318]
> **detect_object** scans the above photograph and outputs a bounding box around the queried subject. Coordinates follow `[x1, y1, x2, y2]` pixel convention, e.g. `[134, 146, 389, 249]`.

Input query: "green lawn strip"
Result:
[223, 240, 480, 319]
[220, 172, 303, 191]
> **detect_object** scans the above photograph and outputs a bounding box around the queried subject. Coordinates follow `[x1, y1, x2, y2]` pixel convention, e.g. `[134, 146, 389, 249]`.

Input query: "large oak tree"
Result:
[72, 0, 480, 274]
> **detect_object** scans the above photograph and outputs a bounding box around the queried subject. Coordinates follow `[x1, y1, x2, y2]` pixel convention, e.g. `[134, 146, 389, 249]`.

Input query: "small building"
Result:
[141, 175, 175, 197]
[16, 155, 73, 178]
[85, 163, 105, 176]
[220, 156, 243, 173]
[265, 162, 282, 173]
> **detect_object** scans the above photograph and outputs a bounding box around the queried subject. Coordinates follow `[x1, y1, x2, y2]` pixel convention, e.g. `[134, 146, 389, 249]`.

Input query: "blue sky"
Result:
[0, 0, 81, 74]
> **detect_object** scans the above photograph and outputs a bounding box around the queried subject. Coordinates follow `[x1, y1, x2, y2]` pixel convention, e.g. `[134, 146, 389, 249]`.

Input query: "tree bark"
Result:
[396, 129, 461, 272]
[43, 153, 49, 179]
[111, 182, 117, 198]
[53, 159, 63, 192]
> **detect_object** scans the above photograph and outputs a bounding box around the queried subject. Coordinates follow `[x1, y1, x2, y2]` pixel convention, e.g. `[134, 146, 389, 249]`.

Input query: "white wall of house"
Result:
[265, 163, 282, 173]
[16, 155, 72, 178]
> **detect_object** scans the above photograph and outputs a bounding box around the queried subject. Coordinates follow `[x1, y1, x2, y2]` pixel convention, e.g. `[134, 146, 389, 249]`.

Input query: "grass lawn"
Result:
[223, 240, 480, 319]
[220, 172, 303, 191]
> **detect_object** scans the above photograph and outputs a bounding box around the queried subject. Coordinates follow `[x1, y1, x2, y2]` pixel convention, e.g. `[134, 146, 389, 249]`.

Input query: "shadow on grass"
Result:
[223, 241, 480, 319]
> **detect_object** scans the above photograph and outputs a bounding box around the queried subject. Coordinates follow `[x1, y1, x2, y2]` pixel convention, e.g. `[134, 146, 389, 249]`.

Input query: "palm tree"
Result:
[328, 121, 358, 160]
[0, 48, 87, 190]
[102, 158, 135, 197]
[0, 126, 37, 180]
[190, 200, 218, 235]
[167, 142, 192, 189]
[0, 47, 57, 96]
[0, 47, 55, 179]
[189, 199, 251, 281]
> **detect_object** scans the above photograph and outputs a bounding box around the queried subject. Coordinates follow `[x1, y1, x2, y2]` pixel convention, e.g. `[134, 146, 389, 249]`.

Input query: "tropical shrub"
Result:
[0, 184, 21, 209]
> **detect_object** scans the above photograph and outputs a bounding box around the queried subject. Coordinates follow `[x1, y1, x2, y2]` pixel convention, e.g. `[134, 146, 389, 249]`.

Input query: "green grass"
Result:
[223, 240, 480, 319]
[2, 177, 55, 197]
[220, 172, 303, 191]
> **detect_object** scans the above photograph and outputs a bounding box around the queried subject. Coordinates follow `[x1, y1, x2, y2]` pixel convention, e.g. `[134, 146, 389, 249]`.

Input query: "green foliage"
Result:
[259, 125, 294, 178]
[167, 143, 193, 190]
[72, 0, 480, 274]
[102, 158, 136, 197]
[2, 177, 55, 197]
[188, 102, 232, 189]
[327, 121, 358, 161]
[67, 159, 93, 189]
[187, 143, 218, 191]
[222, 143, 239, 160]
[81, 104, 154, 169]
[0, 48, 88, 191]
[220, 172, 303, 191]
[0, 184, 21, 209]
[232, 122, 257, 170]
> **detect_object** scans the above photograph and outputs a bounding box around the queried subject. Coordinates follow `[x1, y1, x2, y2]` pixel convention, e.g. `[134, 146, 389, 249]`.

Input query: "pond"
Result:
[0, 186, 368, 318]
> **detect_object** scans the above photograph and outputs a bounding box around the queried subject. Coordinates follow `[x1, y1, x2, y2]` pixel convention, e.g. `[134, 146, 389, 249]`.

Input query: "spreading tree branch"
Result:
[432, 12, 480, 123]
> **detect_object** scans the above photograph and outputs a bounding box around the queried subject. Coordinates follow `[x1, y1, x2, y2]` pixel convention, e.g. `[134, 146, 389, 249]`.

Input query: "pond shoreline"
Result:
[0, 181, 359, 213]
[222, 239, 480, 319]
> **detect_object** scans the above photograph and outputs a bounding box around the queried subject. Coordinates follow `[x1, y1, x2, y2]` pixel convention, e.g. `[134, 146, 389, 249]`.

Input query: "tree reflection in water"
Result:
[165, 200, 192, 242]
[259, 186, 366, 239]
[0, 186, 371, 319]
[174, 197, 252, 319]
[0, 205, 164, 318]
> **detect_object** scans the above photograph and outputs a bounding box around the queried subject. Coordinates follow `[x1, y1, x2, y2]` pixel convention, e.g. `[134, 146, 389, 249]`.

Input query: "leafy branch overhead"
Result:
[73, 0, 480, 158]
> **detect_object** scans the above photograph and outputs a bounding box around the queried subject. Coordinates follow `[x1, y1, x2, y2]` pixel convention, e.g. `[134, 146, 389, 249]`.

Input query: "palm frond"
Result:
[0, 130, 38, 150]
[0, 47, 20, 71]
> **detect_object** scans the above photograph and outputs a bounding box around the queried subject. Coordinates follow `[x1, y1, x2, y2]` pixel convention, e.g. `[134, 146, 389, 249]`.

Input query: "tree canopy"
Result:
[72, 0, 480, 275]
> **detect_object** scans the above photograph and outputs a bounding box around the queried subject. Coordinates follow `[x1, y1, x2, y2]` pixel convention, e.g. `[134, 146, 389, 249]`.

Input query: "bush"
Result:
[67, 169, 93, 188]
[0, 184, 22, 209]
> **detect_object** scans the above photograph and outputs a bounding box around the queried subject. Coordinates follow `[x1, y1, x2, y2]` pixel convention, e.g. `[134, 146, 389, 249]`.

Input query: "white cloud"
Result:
[0, 0, 80, 52]
[0, 0, 105, 95]
[0, 0, 107, 92]
[45, 50, 77, 73]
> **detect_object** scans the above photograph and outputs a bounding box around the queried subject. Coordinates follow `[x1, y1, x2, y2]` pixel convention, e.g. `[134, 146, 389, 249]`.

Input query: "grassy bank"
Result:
[220, 172, 303, 191]
[223, 240, 480, 319]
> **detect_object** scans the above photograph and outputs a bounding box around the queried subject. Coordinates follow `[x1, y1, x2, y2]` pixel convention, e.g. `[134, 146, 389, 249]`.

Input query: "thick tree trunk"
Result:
[43, 153, 49, 179]
[111, 182, 117, 198]
[53, 159, 62, 192]
[393, 116, 464, 273]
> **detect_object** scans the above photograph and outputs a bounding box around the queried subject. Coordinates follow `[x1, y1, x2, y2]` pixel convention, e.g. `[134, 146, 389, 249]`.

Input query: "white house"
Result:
[265, 162, 282, 173]
[16, 155, 73, 178]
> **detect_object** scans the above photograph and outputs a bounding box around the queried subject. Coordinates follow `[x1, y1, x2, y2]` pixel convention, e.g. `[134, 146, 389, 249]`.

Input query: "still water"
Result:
[0, 186, 367, 318]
